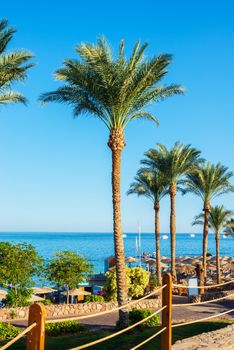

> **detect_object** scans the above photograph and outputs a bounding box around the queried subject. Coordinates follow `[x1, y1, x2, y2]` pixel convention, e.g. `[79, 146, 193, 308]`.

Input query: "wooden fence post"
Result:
[27, 303, 46, 350]
[161, 273, 172, 350]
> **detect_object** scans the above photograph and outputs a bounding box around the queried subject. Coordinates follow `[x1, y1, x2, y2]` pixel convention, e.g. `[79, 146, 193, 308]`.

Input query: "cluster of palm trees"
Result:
[128, 144, 234, 285]
[1, 19, 233, 327]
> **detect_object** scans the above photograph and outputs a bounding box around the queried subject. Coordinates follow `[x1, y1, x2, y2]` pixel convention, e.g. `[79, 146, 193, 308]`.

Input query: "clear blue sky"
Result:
[0, 0, 233, 233]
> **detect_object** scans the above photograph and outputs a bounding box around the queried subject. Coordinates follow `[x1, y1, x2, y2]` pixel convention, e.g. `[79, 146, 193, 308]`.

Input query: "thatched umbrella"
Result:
[62, 289, 91, 296]
[125, 256, 137, 267]
[182, 258, 196, 265]
[125, 256, 137, 263]
[32, 287, 57, 295]
[29, 295, 45, 302]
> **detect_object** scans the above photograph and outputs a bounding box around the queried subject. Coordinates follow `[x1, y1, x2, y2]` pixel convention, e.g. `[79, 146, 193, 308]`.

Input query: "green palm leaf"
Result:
[0, 19, 34, 106]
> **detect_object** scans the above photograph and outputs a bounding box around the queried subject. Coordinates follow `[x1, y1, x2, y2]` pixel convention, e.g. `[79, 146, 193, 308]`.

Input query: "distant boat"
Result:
[123, 234, 127, 238]
[162, 235, 168, 240]
[190, 234, 195, 238]
[223, 234, 227, 239]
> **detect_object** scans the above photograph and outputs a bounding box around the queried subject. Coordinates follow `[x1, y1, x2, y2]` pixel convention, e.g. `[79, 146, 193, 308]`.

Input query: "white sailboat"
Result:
[162, 235, 168, 240]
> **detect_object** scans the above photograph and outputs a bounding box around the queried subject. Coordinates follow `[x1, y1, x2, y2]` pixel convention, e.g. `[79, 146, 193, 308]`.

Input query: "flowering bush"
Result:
[105, 267, 149, 301]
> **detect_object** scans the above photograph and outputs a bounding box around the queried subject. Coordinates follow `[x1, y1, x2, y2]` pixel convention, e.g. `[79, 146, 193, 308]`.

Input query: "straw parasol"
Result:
[125, 256, 137, 263]
[61, 289, 91, 296]
[182, 258, 196, 264]
[32, 287, 57, 294]
[29, 295, 45, 302]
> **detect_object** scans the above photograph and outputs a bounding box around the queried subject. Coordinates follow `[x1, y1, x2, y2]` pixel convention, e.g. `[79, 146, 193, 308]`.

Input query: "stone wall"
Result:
[0, 297, 160, 321]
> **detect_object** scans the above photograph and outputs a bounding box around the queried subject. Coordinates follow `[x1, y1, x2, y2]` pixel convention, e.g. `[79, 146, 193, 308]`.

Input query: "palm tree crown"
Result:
[127, 168, 168, 204]
[192, 205, 234, 233]
[142, 142, 202, 186]
[0, 19, 34, 105]
[184, 162, 234, 204]
[40, 37, 183, 132]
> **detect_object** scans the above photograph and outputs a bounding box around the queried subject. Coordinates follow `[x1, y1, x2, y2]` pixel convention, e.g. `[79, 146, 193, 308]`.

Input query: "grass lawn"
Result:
[6, 319, 234, 350]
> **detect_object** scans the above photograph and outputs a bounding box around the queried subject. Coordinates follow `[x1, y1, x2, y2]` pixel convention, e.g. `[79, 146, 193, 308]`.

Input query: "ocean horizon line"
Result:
[0, 231, 205, 235]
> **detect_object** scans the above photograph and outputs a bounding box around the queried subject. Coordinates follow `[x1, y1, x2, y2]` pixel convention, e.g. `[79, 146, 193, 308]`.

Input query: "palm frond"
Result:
[0, 19, 15, 54]
[184, 162, 234, 202]
[127, 167, 169, 204]
[192, 205, 234, 233]
[0, 91, 26, 104]
[0, 19, 34, 106]
[40, 37, 183, 131]
[141, 142, 201, 189]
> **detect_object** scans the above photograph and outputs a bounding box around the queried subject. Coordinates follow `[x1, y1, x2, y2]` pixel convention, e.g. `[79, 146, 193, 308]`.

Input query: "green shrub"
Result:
[40, 299, 52, 305]
[3, 287, 32, 307]
[129, 308, 160, 327]
[85, 294, 104, 302]
[0, 323, 20, 341]
[45, 321, 86, 336]
[149, 275, 159, 290]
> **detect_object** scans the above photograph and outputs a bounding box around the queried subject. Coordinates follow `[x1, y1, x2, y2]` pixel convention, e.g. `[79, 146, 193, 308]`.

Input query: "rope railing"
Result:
[46, 284, 166, 324]
[69, 305, 167, 350]
[0, 322, 36, 350]
[130, 326, 166, 350]
[173, 292, 234, 307]
[173, 279, 234, 290]
[2, 274, 233, 350]
[172, 307, 234, 328]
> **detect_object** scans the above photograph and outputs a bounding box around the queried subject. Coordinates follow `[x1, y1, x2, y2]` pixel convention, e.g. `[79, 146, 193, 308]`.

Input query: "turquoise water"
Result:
[0, 232, 233, 274]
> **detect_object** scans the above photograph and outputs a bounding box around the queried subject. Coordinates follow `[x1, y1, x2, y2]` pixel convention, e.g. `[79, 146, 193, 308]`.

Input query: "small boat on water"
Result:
[123, 234, 127, 238]
[223, 234, 227, 239]
[162, 235, 168, 240]
[190, 234, 195, 238]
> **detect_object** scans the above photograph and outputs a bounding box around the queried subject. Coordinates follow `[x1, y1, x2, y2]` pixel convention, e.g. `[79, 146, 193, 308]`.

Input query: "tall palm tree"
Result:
[185, 163, 234, 280]
[39, 38, 183, 326]
[127, 168, 168, 284]
[192, 205, 234, 283]
[142, 142, 201, 280]
[0, 19, 34, 105]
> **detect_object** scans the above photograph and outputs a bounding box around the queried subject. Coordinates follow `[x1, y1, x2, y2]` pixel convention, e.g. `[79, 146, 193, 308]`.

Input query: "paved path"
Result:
[173, 324, 234, 350]
[11, 297, 234, 330]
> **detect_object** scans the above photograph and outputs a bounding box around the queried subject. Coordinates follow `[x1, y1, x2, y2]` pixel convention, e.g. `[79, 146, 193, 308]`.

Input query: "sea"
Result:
[0, 232, 233, 274]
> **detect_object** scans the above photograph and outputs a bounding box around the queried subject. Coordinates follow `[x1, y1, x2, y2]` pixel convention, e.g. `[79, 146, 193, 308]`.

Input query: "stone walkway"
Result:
[11, 296, 234, 330]
[173, 324, 234, 349]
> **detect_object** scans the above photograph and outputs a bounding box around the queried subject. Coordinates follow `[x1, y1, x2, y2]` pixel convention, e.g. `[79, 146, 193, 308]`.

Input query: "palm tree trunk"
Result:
[203, 202, 210, 281]
[215, 230, 221, 284]
[66, 288, 69, 304]
[170, 183, 177, 281]
[108, 128, 128, 328]
[154, 201, 161, 285]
